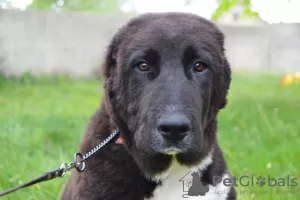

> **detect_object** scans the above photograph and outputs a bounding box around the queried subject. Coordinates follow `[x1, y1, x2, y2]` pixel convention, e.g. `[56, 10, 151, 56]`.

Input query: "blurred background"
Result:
[0, 0, 299, 199]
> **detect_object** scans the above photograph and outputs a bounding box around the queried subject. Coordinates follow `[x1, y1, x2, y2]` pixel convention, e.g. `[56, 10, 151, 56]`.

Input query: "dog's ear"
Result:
[101, 27, 133, 141]
[102, 34, 119, 80]
[101, 31, 124, 131]
[214, 30, 232, 109]
[102, 30, 123, 101]
[219, 58, 231, 109]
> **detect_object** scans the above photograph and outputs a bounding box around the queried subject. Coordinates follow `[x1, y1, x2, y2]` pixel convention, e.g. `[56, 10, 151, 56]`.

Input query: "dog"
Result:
[61, 12, 236, 200]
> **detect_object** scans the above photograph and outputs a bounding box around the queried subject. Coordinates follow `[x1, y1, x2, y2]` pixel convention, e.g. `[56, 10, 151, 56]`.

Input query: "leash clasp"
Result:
[58, 153, 86, 177]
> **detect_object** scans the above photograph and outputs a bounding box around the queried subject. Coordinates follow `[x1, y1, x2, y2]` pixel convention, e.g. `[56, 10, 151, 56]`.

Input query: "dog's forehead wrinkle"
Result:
[126, 29, 216, 54]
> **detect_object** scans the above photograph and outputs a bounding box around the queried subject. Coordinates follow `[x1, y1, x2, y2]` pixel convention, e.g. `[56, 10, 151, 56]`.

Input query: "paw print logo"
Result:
[256, 176, 266, 187]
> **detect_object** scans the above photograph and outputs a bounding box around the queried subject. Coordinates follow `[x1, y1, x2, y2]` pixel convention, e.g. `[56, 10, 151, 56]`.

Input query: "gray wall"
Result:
[0, 9, 299, 78]
[219, 24, 300, 73]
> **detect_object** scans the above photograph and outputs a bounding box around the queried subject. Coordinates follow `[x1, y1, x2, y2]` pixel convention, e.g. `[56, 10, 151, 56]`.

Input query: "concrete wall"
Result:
[0, 10, 299, 78]
[219, 24, 300, 73]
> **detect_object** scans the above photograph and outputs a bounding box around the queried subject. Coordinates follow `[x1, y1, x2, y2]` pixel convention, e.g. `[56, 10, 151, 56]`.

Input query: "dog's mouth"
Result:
[130, 138, 204, 178]
[130, 120, 204, 175]
[136, 138, 193, 157]
[160, 147, 183, 155]
[133, 126, 201, 156]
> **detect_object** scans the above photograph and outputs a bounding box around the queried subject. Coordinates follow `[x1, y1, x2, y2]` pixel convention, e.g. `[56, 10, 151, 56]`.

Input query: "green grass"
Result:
[0, 73, 299, 199]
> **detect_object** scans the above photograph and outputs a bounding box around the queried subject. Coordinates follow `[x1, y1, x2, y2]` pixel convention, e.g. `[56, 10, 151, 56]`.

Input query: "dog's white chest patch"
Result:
[145, 153, 231, 200]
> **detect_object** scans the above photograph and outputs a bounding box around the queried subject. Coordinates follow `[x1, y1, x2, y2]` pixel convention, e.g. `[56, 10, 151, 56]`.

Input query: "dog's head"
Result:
[103, 12, 231, 177]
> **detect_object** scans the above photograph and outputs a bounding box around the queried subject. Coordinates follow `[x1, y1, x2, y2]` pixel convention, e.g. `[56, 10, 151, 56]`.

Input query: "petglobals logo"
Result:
[179, 172, 299, 199]
[212, 175, 298, 187]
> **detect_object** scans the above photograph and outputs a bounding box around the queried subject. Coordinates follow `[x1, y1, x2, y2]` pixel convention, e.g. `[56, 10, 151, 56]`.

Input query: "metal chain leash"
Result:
[0, 130, 120, 197]
[59, 130, 119, 177]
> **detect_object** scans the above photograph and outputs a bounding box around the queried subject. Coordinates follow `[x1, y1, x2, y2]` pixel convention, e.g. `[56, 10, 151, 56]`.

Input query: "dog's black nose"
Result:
[158, 114, 191, 142]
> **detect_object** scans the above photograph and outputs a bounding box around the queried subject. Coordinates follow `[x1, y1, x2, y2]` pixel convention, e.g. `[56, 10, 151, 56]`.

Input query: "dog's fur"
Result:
[61, 12, 236, 200]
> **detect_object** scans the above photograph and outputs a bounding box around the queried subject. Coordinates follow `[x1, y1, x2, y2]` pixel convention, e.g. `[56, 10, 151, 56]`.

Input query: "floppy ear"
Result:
[102, 31, 122, 101]
[101, 29, 133, 139]
[101, 31, 123, 131]
[102, 35, 119, 80]
[219, 58, 231, 109]
[214, 30, 232, 109]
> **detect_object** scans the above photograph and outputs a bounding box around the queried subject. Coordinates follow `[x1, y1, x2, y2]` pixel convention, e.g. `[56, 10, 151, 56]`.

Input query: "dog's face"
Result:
[104, 13, 231, 177]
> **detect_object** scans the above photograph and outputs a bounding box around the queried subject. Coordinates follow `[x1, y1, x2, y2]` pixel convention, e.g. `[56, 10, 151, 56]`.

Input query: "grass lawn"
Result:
[0, 73, 299, 200]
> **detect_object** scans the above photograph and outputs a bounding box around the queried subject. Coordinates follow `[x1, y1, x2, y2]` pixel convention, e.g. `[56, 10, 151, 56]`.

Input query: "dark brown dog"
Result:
[61, 12, 236, 200]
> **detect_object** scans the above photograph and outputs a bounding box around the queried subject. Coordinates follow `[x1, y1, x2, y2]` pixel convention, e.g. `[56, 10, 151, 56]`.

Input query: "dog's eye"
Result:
[193, 61, 207, 72]
[136, 61, 150, 72]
